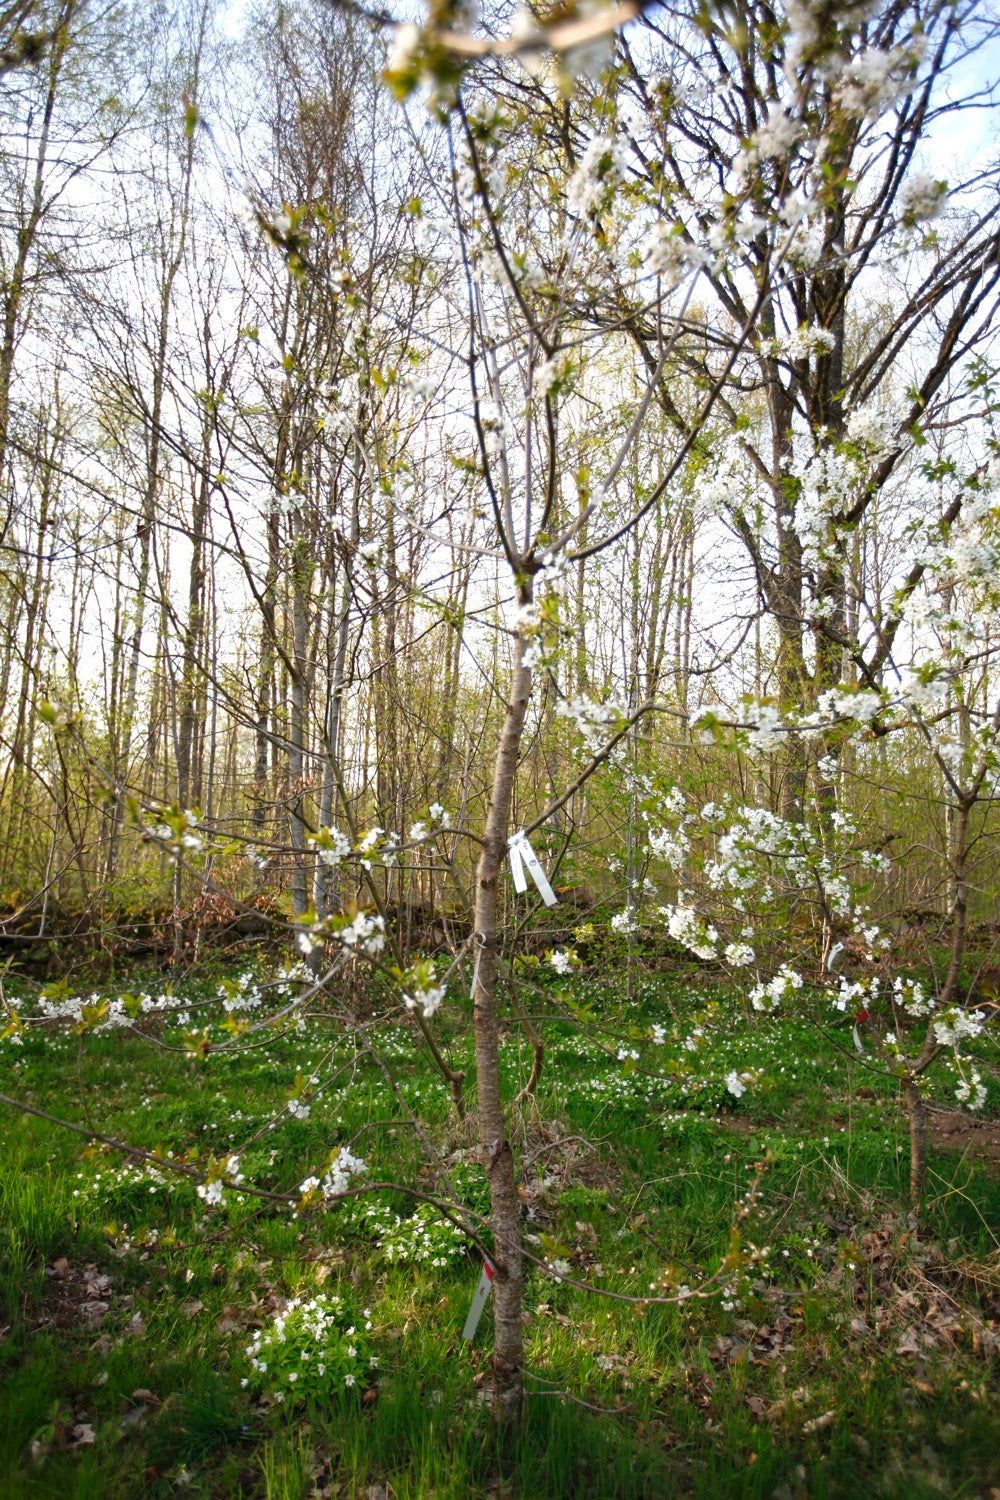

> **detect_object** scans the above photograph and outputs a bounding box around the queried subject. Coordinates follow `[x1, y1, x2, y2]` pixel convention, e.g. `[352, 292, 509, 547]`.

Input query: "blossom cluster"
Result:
[197, 1154, 243, 1206]
[834, 37, 925, 120]
[5, 971, 291, 1042]
[662, 902, 719, 962]
[298, 1146, 367, 1204]
[566, 134, 628, 218]
[559, 693, 625, 755]
[142, 805, 203, 856]
[308, 804, 451, 872]
[638, 791, 992, 1114]
[400, 955, 447, 1018]
[244, 1292, 374, 1405]
[297, 909, 387, 960]
[641, 223, 711, 286]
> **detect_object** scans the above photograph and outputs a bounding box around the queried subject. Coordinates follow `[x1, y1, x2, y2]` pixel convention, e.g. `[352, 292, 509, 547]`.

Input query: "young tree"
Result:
[1, 0, 997, 1449]
[367, 0, 1000, 1417]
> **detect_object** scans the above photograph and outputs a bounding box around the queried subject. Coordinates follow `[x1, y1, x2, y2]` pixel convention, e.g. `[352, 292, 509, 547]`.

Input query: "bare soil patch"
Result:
[927, 1110, 1000, 1165]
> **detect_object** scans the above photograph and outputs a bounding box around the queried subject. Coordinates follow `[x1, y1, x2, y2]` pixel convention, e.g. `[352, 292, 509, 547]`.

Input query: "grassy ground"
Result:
[0, 954, 997, 1498]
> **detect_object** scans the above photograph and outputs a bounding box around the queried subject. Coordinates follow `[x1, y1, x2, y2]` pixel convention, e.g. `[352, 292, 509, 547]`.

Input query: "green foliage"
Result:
[0, 961, 996, 1494]
[343, 1198, 470, 1268]
[0, 1147, 72, 1324]
[244, 1291, 374, 1408]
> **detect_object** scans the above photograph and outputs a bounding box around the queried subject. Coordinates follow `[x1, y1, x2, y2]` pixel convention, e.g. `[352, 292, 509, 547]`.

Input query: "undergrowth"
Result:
[0, 956, 997, 1498]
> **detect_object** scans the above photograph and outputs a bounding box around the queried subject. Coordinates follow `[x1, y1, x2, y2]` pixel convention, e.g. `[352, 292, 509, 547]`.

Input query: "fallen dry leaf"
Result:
[896, 1328, 922, 1356]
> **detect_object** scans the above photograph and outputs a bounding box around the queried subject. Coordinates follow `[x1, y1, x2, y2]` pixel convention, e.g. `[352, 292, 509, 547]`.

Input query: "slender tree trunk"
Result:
[0, 6, 72, 543]
[288, 510, 312, 918]
[176, 432, 212, 810]
[0, 416, 61, 878]
[903, 1074, 927, 1206]
[253, 501, 279, 830]
[313, 424, 362, 917]
[472, 580, 532, 1427]
[375, 497, 400, 871]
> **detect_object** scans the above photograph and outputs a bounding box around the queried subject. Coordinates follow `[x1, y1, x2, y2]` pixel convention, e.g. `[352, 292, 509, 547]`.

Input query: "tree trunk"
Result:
[313, 422, 362, 919]
[903, 1074, 927, 1206]
[288, 509, 312, 918]
[471, 580, 533, 1428]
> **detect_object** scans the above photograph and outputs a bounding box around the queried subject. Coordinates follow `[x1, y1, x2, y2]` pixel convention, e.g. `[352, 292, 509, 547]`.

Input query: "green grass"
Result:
[0, 956, 997, 1497]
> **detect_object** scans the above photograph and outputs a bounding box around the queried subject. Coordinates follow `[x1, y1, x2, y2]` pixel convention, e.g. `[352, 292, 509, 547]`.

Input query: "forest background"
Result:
[0, 0, 997, 975]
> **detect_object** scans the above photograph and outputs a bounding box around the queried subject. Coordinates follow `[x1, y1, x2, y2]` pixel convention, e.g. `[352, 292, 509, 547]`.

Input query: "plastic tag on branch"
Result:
[508, 831, 557, 906]
[461, 1260, 494, 1340]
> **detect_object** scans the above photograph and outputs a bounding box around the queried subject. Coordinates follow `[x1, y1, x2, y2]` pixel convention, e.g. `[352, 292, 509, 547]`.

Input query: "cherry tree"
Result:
[367, 0, 1000, 1416]
[0, 0, 997, 1441]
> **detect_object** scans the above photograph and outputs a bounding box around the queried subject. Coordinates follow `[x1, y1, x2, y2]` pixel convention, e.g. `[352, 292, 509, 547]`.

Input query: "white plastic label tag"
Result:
[508, 836, 527, 893]
[508, 832, 557, 907]
[461, 1260, 494, 1340]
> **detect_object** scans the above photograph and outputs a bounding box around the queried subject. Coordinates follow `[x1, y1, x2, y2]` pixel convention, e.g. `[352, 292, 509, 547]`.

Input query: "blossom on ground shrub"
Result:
[243, 1292, 374, 1405]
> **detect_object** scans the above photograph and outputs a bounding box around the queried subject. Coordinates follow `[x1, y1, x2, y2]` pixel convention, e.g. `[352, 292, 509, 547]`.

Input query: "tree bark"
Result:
[471, 578, 532, 1428]
[903, 1074, 927, 1206]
